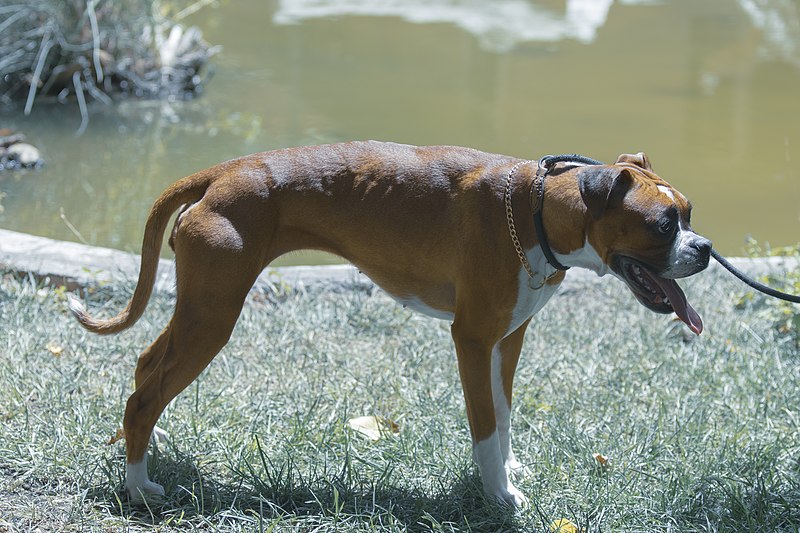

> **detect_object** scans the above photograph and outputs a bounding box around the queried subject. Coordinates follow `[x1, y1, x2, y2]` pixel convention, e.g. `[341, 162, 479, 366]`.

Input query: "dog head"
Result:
[578, 153, 711, 334]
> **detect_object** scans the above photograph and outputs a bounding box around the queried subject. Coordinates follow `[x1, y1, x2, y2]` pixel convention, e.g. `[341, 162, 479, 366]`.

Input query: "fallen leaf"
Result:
[46, 341, 63, 357]
[107, 428, 125, 445]
[549, 518, 579, 533]
[347, 416, 399, 441]
[593, 452, 609, 467]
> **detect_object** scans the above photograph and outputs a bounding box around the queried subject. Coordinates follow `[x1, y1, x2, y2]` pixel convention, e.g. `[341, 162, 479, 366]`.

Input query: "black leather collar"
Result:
[532, 154, 605, 272]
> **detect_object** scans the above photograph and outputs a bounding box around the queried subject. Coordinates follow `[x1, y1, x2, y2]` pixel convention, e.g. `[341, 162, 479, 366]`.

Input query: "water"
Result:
[1, 0, 798, 264]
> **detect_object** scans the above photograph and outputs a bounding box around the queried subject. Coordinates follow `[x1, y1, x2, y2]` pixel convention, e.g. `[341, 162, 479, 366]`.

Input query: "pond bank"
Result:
[1, 228, 797, 296]
[0, 228, 370, 294]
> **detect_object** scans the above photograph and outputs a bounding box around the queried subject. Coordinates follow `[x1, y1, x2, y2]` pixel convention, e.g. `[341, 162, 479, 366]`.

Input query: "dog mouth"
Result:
[614, 256, 703, 335]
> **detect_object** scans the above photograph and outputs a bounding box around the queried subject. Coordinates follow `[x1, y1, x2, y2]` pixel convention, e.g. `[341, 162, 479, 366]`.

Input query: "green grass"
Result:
[0, 265, 798, 532]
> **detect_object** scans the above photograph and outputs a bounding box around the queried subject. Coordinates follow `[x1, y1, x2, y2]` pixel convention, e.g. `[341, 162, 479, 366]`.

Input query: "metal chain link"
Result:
[504, 160, 537, 280]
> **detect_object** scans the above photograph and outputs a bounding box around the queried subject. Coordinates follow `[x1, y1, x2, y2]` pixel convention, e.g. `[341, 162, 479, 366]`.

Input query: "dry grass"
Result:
[0, 262, 798, 531]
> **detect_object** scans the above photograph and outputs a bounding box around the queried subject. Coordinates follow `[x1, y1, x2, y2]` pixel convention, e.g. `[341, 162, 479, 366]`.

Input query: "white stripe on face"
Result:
[657, 185, 675, 202]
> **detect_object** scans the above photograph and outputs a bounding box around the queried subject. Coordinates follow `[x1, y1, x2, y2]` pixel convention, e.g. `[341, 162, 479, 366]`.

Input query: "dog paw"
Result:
[127, 480, 166, 503]
[483, 477, 528, 509]
[126, 459, 165, 503]
[493, 483, 529, 509]
[505, 458, 531, 478]
[151, 425, 170, 444]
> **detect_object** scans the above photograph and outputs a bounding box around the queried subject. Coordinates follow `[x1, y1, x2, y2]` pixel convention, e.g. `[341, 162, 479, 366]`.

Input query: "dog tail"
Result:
[68, 170, 215, 335]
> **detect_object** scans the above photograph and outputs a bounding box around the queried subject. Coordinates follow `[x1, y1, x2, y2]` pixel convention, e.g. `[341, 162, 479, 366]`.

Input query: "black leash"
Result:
[536, 153, 800, 304]
[539, 154, 605, 168]
[710, 249, 800, 303]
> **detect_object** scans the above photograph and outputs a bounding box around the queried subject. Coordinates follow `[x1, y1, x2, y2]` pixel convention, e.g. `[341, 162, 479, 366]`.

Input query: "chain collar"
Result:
[505, 153, 605, 288]
[504, 159, 564, 290]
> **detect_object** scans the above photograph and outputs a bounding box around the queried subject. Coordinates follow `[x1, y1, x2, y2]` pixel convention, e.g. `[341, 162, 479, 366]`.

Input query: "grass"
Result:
[0, 263, 798, 532]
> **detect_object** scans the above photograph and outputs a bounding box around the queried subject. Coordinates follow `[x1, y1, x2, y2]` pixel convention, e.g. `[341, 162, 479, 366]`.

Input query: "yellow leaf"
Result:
[107, 428, 125, 445]
[347, 416, 399, 441]
[46, 341, 63, 357]
[593, 452, 609, 467]
[549, 518, 579, 533]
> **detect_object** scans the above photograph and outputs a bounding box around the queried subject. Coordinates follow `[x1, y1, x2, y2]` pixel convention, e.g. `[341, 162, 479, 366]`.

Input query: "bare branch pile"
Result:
[0, 0, 218, 117]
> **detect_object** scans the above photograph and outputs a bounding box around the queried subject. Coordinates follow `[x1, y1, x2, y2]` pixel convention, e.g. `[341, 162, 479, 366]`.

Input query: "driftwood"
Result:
[0, 0, 218, 130]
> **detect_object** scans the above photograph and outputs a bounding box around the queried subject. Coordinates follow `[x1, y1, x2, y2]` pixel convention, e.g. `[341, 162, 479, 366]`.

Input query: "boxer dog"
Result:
[69, 141, 711, 506]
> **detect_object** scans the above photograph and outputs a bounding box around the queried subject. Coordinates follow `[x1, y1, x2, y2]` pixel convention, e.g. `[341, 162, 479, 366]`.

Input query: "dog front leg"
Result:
[451, 325, 528, 508]
[492, 319, 530, 477]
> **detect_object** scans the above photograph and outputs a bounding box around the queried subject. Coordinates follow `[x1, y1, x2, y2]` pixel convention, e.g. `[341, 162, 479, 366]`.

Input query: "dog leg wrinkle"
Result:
[134, 327, 170, 390]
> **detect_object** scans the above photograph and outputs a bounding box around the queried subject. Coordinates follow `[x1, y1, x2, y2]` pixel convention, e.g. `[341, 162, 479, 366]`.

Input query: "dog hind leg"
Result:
[134, 327, 170, 390]
[132, 329, 172, 445]
[123, 225, 263, 501]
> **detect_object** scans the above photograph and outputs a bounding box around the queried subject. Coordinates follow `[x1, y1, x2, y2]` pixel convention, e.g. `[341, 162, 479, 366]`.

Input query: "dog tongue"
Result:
[652, 276, 704, 335]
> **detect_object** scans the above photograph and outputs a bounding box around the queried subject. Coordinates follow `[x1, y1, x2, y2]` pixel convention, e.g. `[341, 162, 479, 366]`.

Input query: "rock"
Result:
[0, 133, 26, 148]
[6, 142, 43, 168]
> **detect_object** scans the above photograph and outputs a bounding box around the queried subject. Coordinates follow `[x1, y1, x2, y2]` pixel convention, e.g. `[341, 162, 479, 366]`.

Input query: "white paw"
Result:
[151, 425, 170, 444]
[505, 458, 531, 478]
[127, 480, 166, 502]
[126, 459, 165, 502]
[492, 482, 529, 509]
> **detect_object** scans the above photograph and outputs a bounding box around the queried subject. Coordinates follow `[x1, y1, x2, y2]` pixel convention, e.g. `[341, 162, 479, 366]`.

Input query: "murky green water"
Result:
[2, 0, 798, 264]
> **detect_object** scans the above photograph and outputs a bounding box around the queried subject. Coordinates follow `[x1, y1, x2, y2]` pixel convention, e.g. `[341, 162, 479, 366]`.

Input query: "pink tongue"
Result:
[653, 276, 704, 335]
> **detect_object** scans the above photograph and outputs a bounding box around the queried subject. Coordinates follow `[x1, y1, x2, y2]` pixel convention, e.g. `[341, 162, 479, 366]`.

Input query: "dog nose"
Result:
[689, 236, 712, 268]
[691, 237, 712, 256]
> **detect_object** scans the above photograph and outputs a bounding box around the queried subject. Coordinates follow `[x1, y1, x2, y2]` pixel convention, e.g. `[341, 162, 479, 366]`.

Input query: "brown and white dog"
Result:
[69, 141, 711, 506]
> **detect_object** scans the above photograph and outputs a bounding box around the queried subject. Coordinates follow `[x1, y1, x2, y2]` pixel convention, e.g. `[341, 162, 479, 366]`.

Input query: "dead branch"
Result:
[0, 0, 217, 118]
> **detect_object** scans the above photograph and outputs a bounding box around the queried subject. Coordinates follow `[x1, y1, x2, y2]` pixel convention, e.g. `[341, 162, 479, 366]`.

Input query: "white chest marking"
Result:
[507, 266, 558, 336]
[507, 240, 607, 336]
[554, 238, 608, 276]
[391, 241, 608, 334]
[506, 245, 559, 335]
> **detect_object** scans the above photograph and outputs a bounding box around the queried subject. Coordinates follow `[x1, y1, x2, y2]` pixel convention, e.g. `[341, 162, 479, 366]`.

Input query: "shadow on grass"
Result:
[88, 448, 530, 532]
[674, 449, 800, 532]
[84, 436, 800, 531]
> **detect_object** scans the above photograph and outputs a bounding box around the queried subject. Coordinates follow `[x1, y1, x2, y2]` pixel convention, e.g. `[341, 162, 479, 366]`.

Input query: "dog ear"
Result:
[578, 166, 634, 220]
[615, 152, 652, 171]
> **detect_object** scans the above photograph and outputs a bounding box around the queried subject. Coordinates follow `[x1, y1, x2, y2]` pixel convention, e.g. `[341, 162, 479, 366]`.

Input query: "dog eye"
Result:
[657, 218, 676, 236]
